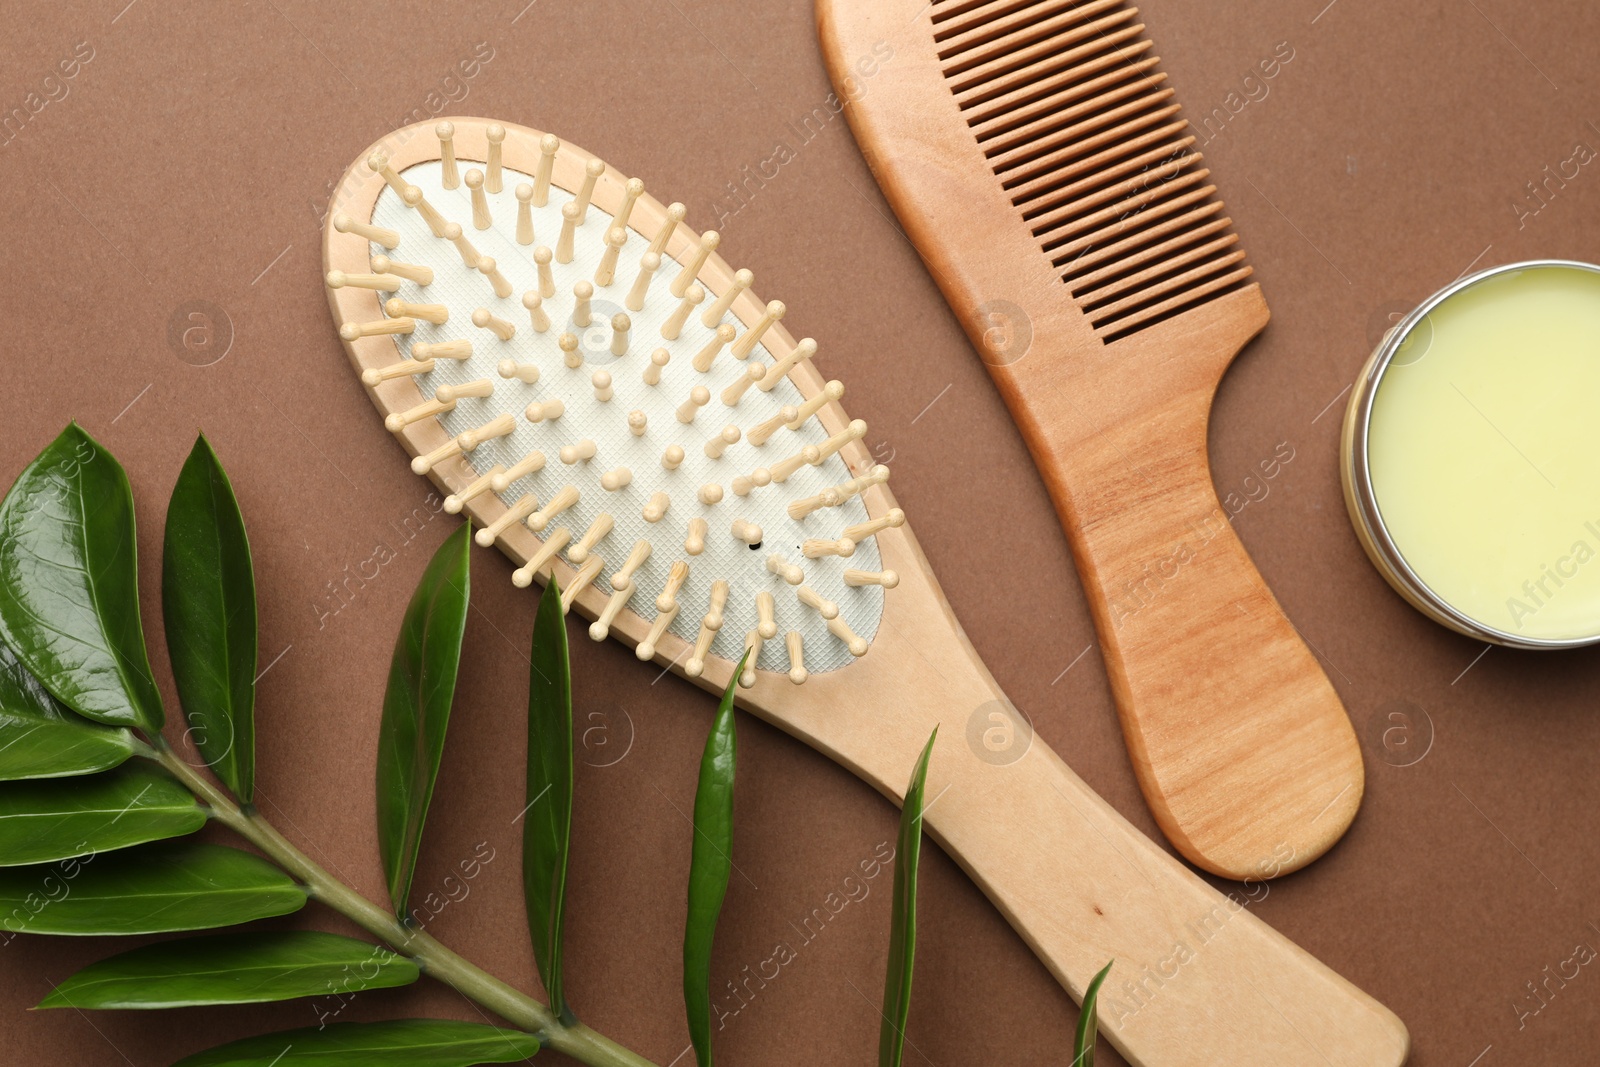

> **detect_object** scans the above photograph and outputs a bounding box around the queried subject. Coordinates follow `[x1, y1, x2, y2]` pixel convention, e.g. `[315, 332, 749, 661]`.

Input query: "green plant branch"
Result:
[147, 739, 657, 1067]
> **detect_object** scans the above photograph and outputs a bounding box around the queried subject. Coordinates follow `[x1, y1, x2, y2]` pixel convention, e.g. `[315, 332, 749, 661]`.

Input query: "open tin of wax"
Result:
[1342, 260, 1600, 649]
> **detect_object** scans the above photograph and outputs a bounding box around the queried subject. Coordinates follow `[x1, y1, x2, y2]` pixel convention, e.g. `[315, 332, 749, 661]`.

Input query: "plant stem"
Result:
[149, 740, 658, 1067]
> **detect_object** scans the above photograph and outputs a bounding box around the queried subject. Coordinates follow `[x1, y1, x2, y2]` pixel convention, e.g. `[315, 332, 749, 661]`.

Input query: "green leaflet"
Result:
[0, 841, 305, 936]
[879, 728, 937, 1067]
[39, 930, 418, 1010]
[376, 524, 471, 916]
[172, 1019, 540, 1066]
[1072, 960, 1114, 1067]
[0, 763, 204, 866]
[0, 424, 163, 732]
[523, 577, 573, 1015]
[683, 654, 745, 1067]
[163, 434, 258, 801]
[0, 639, 132, 781]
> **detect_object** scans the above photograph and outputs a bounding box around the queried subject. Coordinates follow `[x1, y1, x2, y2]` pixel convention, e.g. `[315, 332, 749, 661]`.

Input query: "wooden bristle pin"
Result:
[385, 297, 447, 323]
[574, 157, 605, 223]
[815, 419, 868, 463]
[748, 406, 799, 448]
[367, 153, 408, 196]
[797, 584, 840, 620]
[498, 359, 540, 384]
[677, 386, 711, 423]
[671, 231, 720, 298]
[739, 631, 761, 688]
[771, 445, 821, 483]
[636, 601, 679, 662]
[444, 223, 481, 269]
[560, 554, 604, 616]
[529, 484, 579, 531]
[573, 283, 594, 328]
[472, 307, 515, 341]
[644, 347, 670, 386]
[522, 292, 551, 333]
[557, 203, 579, 263]
[692, 324, 737, 373]
[803, 537, 855, 560]
[759, 337, 817, 391]
[478, 256, 512, 299]
[590, 581, 635, 641]
[516, 184, 535, 245]
[697, 483, 724, 506]
[831, 465, 892, 509]
[612, 539, 652, 589]
[385, 397, 454, 432]
[661, 444, 686, 470]
[705, 425, 741, 460]
[485, 123, 505, 193]
[656, 560, 690, 613]
[626, 253, 660, 312]
[731, 300, 786, 360]
[333, 213, 399, 249]
[610, 313, 631, 356]
[466, 169, 491, 230]
[766, 554, 804, 585]
[615, 177, 644, 231]
[362, 358, 435, 386]
[642, 491, 670, 522]
[595, 227, 626, 287]
[559, 439, 597, 465]
[702, 268, 753, 327]
[373, 257, 435, 287]
[326, 271, 403, 292]
[648, 202, 686, 256]
[412, 436, 463, 476]
[601, 466, 632, 491]
[444, 464, 503, 515]
[592, 370, 614, 403]
[787, 488, 841, 521]
[434, 378, 493, 403]
[844, 568, 900, 589]
[685, 579, 728, 678]
[535, 246, 555, 298]
[559, 333, 583, 369]
[732, 518, 762, 545]
[412, 339, 473, 361]
[704, 579, 729, 631]
[512, 527, 571, 589]
[437, 122, 459, 189]
[788, 380, 844, 430]
[732, 468, 772, 497]
[661, 284, 703, 340]
[413, 192, 449, 238]
[721, 362, 766, 406]
[684, 518, 707, 555]
[493, 450, 547, 492]
[828, 615, 870, 658]
[785, 631, 806, 685]
[628, 410, 648, 437]
[568, 513, 613, 563]
[843, 509, 906, 545]
[525, 398, 565, 423]
[340, 317, 415, 341]
[533, 134, 559, 206]
[457, 413, 516, 452]
[476, 494, 539, 546]
[756, 591, 778, 639]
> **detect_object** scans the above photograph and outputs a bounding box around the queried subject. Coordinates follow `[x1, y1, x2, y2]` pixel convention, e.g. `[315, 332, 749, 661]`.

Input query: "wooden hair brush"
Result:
[816, 0, 1366, 881]
[325, 117, 1405, 1066]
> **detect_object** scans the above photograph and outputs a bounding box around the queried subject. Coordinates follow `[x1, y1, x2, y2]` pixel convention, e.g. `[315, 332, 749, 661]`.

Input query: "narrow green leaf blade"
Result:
[163, 434, 258, 801]
[376, 525, 471, 915]
[0, 764, 204, 866]
[879, 727, 938, 1067]
[523, 577, 573, 1014]
[0, 424, 164, 732]
[0, 637, 132, 781]
[0, 841, 305, 936]
[39, 930, 418, 1010]
[173, 1019, 539, 1066]
[683, 653, 745, 1067]
[1072, 960, 1114, 1067]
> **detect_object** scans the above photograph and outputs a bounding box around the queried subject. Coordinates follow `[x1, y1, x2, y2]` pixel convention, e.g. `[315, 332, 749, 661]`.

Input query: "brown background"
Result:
[2, 0, 1598, 1064]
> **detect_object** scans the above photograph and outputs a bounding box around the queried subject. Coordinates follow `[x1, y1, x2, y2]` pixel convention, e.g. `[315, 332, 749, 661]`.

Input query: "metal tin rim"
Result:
[1343, 258, 1600, 650]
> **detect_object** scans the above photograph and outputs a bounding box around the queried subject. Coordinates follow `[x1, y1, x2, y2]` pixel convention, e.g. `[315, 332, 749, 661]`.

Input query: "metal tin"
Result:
[1340, 259, 1600, 650]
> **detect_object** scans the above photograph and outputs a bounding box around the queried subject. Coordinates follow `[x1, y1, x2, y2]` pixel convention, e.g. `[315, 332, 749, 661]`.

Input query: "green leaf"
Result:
[1072, 960, 1114, 1067]
[523, 577, 573, 1015]
[163, 434, 258, 801]
[0, 423, 163, 732]
[376, 525, 471, 915]
[879, 727, 937, 1067]
[0, 764, 204, 866]
[173, 1019, 539, 1066]
[39, 930, 418, 1010]
[683, 653, 745, 1067]
[0, 639, 132, 781]
[0, 841, 305, 936]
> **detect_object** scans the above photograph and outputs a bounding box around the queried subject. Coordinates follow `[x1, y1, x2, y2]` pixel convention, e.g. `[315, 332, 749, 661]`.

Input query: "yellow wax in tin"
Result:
[1368, 265, 1600, 641]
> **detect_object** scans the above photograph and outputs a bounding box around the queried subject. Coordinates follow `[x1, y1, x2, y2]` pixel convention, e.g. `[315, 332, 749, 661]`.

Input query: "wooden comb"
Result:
[326, 117, 1405, 1066]
[817, 0, 1365, 880]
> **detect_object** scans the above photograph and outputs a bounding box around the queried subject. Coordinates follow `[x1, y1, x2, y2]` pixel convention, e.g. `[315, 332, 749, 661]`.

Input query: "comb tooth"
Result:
[964, 38, 1155, 129]
[933, 0, 1054, 37]
[333, 213, 400, 249]
[951, 20, 1146, 105]
[983, 71, 1170, 159]
[693, 324, 737, 373]
[476, 495, 539, 546]
[612, 540, 653, 589]
[626, 252, 662, 311]
[561, 554, 605, 614]
[1018, 138, 1196, 223]
[436, 122, 459, 189]
[485, 124, 505, 192]
[434, 378, 493, 403]
[1004, 118, 1190, 205]
[1084, 248, 1249, 320]
[1040, 172, 1214, 253]
[684, 579, 729, 678]
[529, 485, 579, 531]
[1075, 233, 1242, 306]
[362, 357, 435, 386]
[516, 184, 535, 244]
[493, 451, 546, 492]
[340, 317, 415, 341]
[533, 134, 559, 206]
[512, 528, 571, 588]
[590, 580, 635, 641]
[648, 202, 687, 256]
[1095, 264, 1255, 340]
[574, 157, 605, 223]
[785, 631, 806, 685]
[702, 268, 753, 327]
[720, 362, 766, 407]
[385, 396, 454, 432]
[1063, 211, 1231, 286]
[844, 568, 900, 590]
[758, 338, 817, 392]
[472, 307, 516, 341]
[998, 103, 1183, 192]
[971, 55, 1162, 143]
[942, 0, 1133, 78]
[522, 292, 551, 333]
[1046, 183, 1219, 261]
[939, 0, 1120, 58]
[444, 464, 503, 515]
[739, 630, 762, 688]
[467, 169, 491, 229]
[386, 296, 446, 322]
[731, 300, 786, 359]
[671, 232, 720, 298]
[1025, 153, 1203, 236]
[568, 513, 613, 563]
